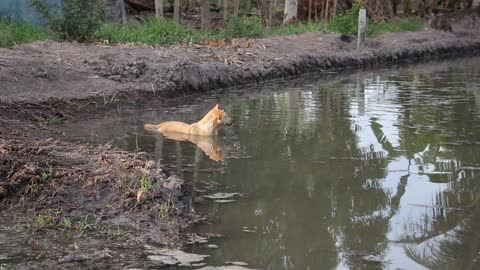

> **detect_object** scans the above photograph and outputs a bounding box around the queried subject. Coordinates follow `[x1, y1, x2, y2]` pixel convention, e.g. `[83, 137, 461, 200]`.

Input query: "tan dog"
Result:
[144, 104, 233, 136]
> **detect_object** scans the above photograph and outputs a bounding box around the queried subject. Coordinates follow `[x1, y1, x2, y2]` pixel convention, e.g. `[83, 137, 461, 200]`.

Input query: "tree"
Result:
[245, 0, 252, 14]
[201, 0, 210, 29]
[154, 0, 164, 16]
[224, 0, 229, 21]
[284, 0, 298, 24]
[174, 0, 180, 23]
[257, 0, 271, 26]
[234, 0, 240, 17]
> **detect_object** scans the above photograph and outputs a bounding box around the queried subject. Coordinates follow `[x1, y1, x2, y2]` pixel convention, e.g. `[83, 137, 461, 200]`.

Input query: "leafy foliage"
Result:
[30, 0, 106, 42]
[328, 0, 364, 35]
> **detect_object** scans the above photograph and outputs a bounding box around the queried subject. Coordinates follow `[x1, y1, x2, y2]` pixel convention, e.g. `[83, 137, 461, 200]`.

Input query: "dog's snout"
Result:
[226, 116, 233, 126]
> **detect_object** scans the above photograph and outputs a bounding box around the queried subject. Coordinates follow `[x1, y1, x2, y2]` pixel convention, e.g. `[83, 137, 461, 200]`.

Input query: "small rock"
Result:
[361, 254, 384, 263]
[214, 199, 236, 203]
[144, 160, 155, 169]
[207, 244, 219, 249]
[226, 261, 248, 266]
[204, 193, 240, 200]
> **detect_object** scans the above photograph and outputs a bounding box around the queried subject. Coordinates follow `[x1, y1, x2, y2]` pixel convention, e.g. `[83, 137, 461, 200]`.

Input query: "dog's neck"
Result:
[193, 116, 218, 134]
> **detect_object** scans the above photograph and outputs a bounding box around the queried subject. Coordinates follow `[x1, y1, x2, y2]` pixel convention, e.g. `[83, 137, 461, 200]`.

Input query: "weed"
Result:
[155, 197, 177, 218]
[46, 115, 65, 125]
[40, 171, 49, 181]
[59, 218, 73, 230]
[36, 214, 53, 228]
[0, 18, 47, 48]
[140, 174, 152, 194]
[78, 215, 99, 232]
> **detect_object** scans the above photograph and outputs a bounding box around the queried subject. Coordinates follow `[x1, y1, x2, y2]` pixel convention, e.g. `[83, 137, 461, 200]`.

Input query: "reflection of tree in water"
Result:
[372, 62, 480, 269]
[224, 82, 393, 269]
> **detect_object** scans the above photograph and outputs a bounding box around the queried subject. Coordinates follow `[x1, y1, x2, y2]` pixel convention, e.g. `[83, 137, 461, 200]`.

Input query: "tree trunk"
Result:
[155, 0, 164, 16]
[224, 0, 228, 20]
[119, 0, 127, 24]
[325, 0, 330, 20]
[188, 0, 195, 12]
[391, 0, 398, 15]
[308, 0, 312, 21]
[257, 0, 270, 26]
[174, 0, 180, 22]
[268, 0, 274, 25]
[283, 0, 298, 24]
[234, 0, 240, 17]
[245, 0, 251, 13]
[332, 0, 337, 17]
[201, 0, 210, 29]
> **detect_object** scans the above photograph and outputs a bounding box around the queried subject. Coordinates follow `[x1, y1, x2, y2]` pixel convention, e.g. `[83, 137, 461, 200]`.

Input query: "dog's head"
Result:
[209, 104, 233, 128]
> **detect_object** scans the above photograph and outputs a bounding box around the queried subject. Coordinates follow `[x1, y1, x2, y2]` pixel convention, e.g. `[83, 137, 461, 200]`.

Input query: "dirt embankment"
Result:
[1, 19, 480, 245]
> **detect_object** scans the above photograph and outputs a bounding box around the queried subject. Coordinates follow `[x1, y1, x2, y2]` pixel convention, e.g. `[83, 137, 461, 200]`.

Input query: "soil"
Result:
[1, 13, 480, 247]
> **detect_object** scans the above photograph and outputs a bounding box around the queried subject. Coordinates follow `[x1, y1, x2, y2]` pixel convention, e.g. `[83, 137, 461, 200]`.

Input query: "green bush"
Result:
[30, 0, 106, 42]
[0, 18, 47, 48]
[328, 0, 363, 35]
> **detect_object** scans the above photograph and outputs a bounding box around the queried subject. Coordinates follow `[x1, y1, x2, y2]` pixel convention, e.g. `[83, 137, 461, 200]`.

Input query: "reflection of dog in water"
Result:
[159, 131, 226, 161]
[144, 104, 232, 161]
[144, 104, 233, 136]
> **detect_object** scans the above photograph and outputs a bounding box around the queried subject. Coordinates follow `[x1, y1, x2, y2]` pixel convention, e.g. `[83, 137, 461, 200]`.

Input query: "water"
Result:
[9, 57, 480, 269]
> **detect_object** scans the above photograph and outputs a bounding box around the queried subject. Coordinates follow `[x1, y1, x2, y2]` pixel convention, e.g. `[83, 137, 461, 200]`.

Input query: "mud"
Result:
[1, 15, 480, 248]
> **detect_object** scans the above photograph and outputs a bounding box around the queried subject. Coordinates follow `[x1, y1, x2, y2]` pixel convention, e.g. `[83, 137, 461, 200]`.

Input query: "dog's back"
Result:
[144, 121, 191, 133]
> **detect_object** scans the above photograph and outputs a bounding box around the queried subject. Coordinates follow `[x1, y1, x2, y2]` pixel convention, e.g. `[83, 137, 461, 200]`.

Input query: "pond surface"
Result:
[39, 57, 480, 269]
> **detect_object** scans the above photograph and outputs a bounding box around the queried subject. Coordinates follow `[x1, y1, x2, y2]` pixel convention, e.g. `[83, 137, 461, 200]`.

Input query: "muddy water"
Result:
[22, 57, 480, 269]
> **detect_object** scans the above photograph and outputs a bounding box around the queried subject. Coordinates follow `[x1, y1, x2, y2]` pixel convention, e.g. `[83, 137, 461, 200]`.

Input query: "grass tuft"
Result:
[0, 18, 48, 48]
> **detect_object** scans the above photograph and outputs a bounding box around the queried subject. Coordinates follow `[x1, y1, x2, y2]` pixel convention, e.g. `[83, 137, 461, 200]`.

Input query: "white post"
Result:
[357, 8, 366, 48]
[283, 0, 298, 24]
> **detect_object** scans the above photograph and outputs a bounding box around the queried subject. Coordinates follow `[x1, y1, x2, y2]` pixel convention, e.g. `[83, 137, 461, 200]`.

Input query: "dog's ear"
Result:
[213, 104, 219, 110]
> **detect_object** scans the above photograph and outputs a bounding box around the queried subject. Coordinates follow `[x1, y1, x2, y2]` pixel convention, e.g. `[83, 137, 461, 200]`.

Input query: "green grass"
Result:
[97, 16, 423, 46]
[0, 18, 48, 48]
[266, 21, 328, 36]
[96, 17, 203, 45]
[140, 174, 152, 194]
[0, 14, 423, 48]
[367, 17, 424, 36]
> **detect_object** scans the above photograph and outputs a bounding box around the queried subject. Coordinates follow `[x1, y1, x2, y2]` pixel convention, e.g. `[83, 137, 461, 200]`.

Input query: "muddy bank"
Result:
[1, 30, 480, 104]
[1, 22, 480, 249]
[0, 120, 192, 245]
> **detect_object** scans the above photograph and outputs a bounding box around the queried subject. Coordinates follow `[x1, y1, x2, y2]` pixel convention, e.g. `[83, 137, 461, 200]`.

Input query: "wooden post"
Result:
[357, 8, 366, 49]
[155, 0, 164, 16]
